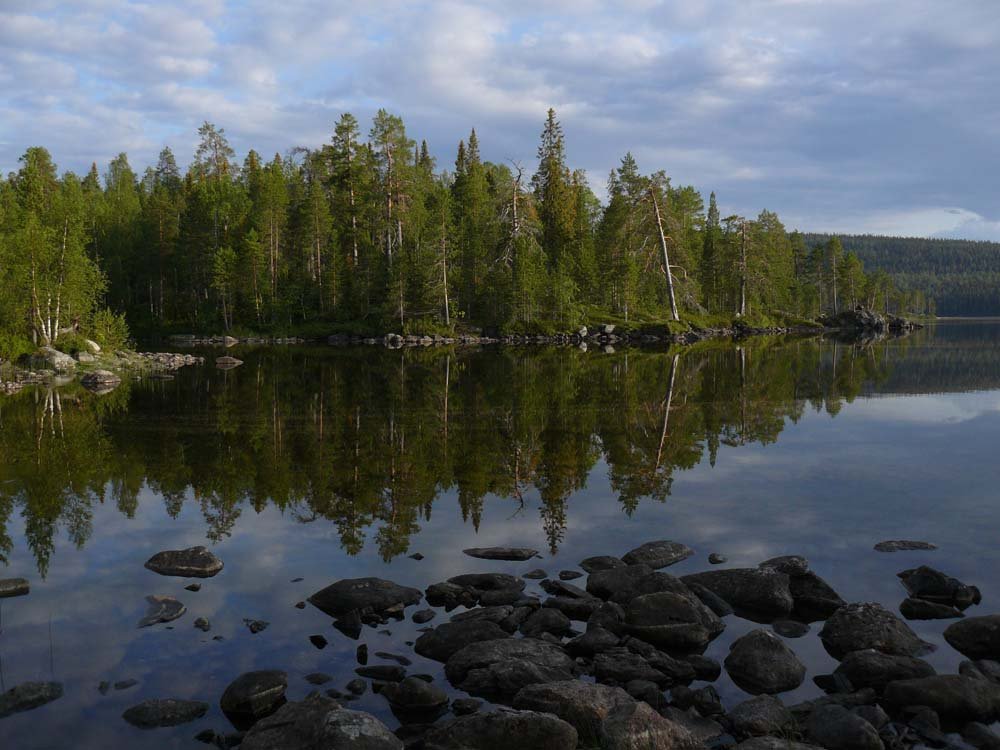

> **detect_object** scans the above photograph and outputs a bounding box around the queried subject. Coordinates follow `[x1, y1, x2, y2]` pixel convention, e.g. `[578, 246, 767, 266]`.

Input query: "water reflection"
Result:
[1, 322, 997, 576]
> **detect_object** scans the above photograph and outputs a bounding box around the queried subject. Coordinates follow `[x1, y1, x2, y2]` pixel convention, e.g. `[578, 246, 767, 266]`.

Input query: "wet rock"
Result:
[539, 579, 592, 600]
[451, 604, 516, 626]
[729, 695, 795, 738]
[580, 556, 626, 573]
[81, 370, 121, 392]
[520, 607, 572, 637]
[593, 648, 669, 685]
[622, 638, 697, 683]
[448, 572, 525, 593]
[513, 680, 634, 746]
[114, 679, 138, 691]
[682, 568, 793, 620]
[898, 565, 981, 610]
[833, 649, 936, 692]
[684, 653, 722, 681]
[963, 721, 1000, 749]
[725, 629, 806, 695]
[819, 602, 934, 659]
[444, 638, 577, 699]
[945, 615, 1000, 660]
[0, 681, 63, 718]
[883, 674, 1000, 722]
[602, 700, 702, 749]
[122, 698, 208, 728]
[543, 596, 600, 621]
[309, 634, 327, 649]
[411, 608, 435, 624]
[308, 577, 422, 618]
[243, 618, 268, 634]
[0, 577, 29, 598]
[524, 568, 547, 579]
[357, 644, 369, 664]
[185, 583, 202, 592]
[478, 588, 529, 606]
[423, 708, 577, 750]
[567, 626, 620, 657]
[145, 546, 224, 578]
[240, 693, 402, 750]
[415, 619, 510, 662]
[334, 610, 363, 639]
[625, 590, 725, 650]
[463, 546, 538, 561]
[686, 581, 735, 617]
[586, 564, 653, 600]
[759, 555, 810, 577]
[98, 681, 110, 695]
[736, 740, 825, 750]
[381, 676, 448, 718]
[960, 658, 1000, 684]
[875, 540, 938, 552]
[346, 678, 367, 695]
[662, 706, 725, 743]
[305, 673, 332, 685]
[806, 704, 884, 750]
[451, 697, 482, 716]
[587, 601, 626, 635]
[773, 620, 809, 638]
[900, 597, 964, 620]
[408, 553, 424, 561]
[137, 595, 186, 627]
[789, 571, 846, 622]
[558, 570, 583, 581]
[356, 665, 406, 682]
[375, 652, 412, 667]
[622, 540, 694, 569]
[220, 670, 288, 726]
[191, 617, 210, 632]
[709, 553, 728, 565]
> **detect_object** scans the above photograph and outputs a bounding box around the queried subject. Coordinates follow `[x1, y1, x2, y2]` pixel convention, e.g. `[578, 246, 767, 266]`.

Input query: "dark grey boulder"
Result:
[144, 546, 223, 577]
[898, 565, 981, 610]
[586, 564, 653, 600]
[945, 615, 1000, 660]
[622, 540, 694, 569]
[0, 577, 29, 598]
[193, 617, 211, 632]
[355, 665, 405, 682]
[820, 602, 934, 659]
[445, 638, 576, 699]
[759, 555, 810, 577]
[960, 658, 1000, 684]
[875, 540, 937, 552]
[447, 573, 525, 592]
[478, 588, 529, 606]
[789, 571, 846, 622]
[414, 619, 510, 662]
[412, 608, 436, 624]
[240, 693, 401, 750]
[736, 740, 825, 750]
[593, 648, 669, 686]
[308, 577, 422, 618]
[543, 595, 601, 621]
[606, 570, 691, 605]
[684, 653, 722, 681]
[587, 601, 626, 635]
[425, 581, 477, 610]
[0, 681, 63, 719]
[423, 708, 577, 750]
[449, 605, 514, 625]
[463, 547, 539, 561]
[380, 676, 447, 717]
[524, 569, 548, 579]
[122, 698, 208, 728]
[728, 695, 794, 738]
[137, 595, 186, 627]
[883, 674, 1000, 722]
[566, 626, 620, 656]
[601, 700, 703, 749]
[661, 706, 725, 743]
[708, 553, 728, 565]
[519, 607, 572, 637]
[900, 597, 964, 620]
[686, 581, 734, 616]
[962, 721, 1000, 749]
[773, 620, 810, 638]
[682, 568, 793, 620]
[725, 629, 806, 695]
[624, 590, 724, 650]
[451, 697, 482, 716]
[220, 670, 288, 726]
[833, 649, 935, 692]
[513, 680, 635, 746]
[580, 555, 626, 573]
[806, 704, 883, 750]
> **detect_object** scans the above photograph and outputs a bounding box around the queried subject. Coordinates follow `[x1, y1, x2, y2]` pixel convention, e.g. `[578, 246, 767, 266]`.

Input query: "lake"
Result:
[1, 320, 999, 748]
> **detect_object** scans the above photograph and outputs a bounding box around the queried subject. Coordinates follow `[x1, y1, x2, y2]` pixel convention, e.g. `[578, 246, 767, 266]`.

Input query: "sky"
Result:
[1, 0, 998, 239]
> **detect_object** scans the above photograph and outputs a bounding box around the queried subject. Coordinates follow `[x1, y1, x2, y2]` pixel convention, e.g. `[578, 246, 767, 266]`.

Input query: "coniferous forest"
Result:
[0, 109, 934, 357]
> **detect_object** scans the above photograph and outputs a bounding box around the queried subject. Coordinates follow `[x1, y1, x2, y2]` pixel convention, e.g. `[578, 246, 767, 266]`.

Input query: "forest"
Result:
[0, 109, 932, 358]
[805, 233, 1000, 316]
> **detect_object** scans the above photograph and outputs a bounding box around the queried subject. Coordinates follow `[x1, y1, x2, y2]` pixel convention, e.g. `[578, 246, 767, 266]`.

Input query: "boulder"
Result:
[0, 681, 63, 719]
[759, 555, 810, 577]
[622, 540, 694, 569]
[945, 615, 1000, 660]
[725, 629, 806, 695]
[624, 590, 724, 650]
[594, 648, 670, 686]
[423, 708, 577, 750]
[819, 602, 933, 659]
[447, 573, 525, 592]
[240, 694, 402, 750]
[355, 665, 405, 682]
[220, 670, 288, 726]
[32, 346, 75, 371]
[601, 700, 702, 749]
[736, 740, 826, 750]
[874, 540, 937, 552]
[121, 698, 208, 728]
[380, 676, 448, 718]
[682, 568, 794, 619]
[463, 547, 539, 561]
[519, 607, 572, 638]
[883, 674, 1000, 722]
[806, 704, 884, 750]
[137, 595, 186, 627]
[414, 619, 510, 662]
[144, 546, 224, 578]
[900, 597, 964, 620]
[729, 695, 795, 738]
[833, 649, 936, 692]
[567, 626, 620, 657]
[513, 680, 636, 746]
[445, 638, 576, 699]
[308, 577, 422, 617]
[80, 370, 121, 392]
[898, 565, 981, 610]
[543, 595, 601, 621]
[789, 572, 846, 622]
[960, 658, 1000, 685]
[0, 577, 29, 598]
[587, 564, 654, 600]
[580, 556, 626, 573]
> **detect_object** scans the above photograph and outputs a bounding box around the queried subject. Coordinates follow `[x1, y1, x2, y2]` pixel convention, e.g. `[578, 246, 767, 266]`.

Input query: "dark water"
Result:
[2, 321, 1000, 748]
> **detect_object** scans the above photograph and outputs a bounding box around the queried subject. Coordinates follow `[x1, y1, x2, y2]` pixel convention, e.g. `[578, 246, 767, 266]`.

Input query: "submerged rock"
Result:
[122, 698, 208, 728]
[622, 540, 695, 569]
[579, 556, 626, 573]
[898, 565, 981, 610]
[819, 602, 934, 659]
[875, 540, 938, 552]
[137, 595, 186, 627]
[945, 615, 1000, 660]
[0, 577, 29, 598]
[144, 546, 223, 578]
[220, 670, 288, 727]
[725, 629, 806, 695]
[463, 547, 539, 561]
[308, 577, 422, 618]
[0, 682, 63, 719]
[240, 693, 401, 750]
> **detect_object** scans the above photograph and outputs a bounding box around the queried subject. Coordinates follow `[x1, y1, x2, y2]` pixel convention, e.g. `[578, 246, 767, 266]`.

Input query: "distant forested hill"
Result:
[803, 234, 1000, 316]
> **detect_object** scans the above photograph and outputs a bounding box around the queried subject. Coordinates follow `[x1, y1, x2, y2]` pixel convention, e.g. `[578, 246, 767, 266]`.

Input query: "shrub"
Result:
[89, 308, 131, 351]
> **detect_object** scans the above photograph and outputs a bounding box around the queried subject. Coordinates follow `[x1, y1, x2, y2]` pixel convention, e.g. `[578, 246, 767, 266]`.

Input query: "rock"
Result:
[682, 569, 793, 619]
[773, 620, 810, 638]
[0, 682, 63, 718]
[686, 581, 735, 617]
[875, 540, 938, 552]
[220, 670, 288, 726]
[444, 638, 576, 699]
[408, 553, 424, 561]
[144, 546, 224, 578]
[960, 658, 1000, 684]
[346, 678, 367, 695]
[0, 577, 29, 598]
[356, 665, 406, 682]
[80, 369, 121, 392]
[963, 721, 1000, 749]
[684, 653, 722, 681]
[412, 608, 436, 624]
[524, 569, 548, 579]
[898, 565, 981, 610]
[381, 676, 448, 717]
[587, 564, 654, 600]
[580, 556, 626, 573]
[759, 555, 810, 577]
[448, 573, 526, 593]
[415, 619, 510, 662]
[883, 674, 1000, 722]
[75, 350, 96, 363]
[334, 611, 363, 639]
[558, 570, 583, 581]
[602, 700, 702, 749]
[544, 595, 601, 621]
[736, 740, 826, 750]
[240, 693, 402, 750]
[806, 704, 884, 750]
[122, 698, 208, 728]
[357, 644, 368, 664]
[709, 553, 728, 565]
[244, 618, 269, 634]
[725, 629, 806, 695]
[625, 590, 725, 650]
[520, 607, 572, 637]
[185, 583, 201, 592]
[308, 577, 422, 617]
[113, 679, 137, 690]
[137, 595, 186, 627]
[567, 626, 620, 656]
[463, 547, 539, 561]
[789, 571, 846, 622]
[215, 356, 243, 369]
[819, 602, 934, 659]
[32, 346, 75, 371]
[594, 648, 669, 685]
[451, 605, 517, 627]
[853, 704, 889, 730]
[945, 615, 1000, 660]
[588, 601, 627, 635]
[900, 597, 964, 620]
[423, 708, 577, 750]
[451, 697, 482, 715]
[833, 649, 936, 692]
[513, 680, 633, 746]
[622, 540, 694, 569]
[729, 695, 794, 738]
[194, 617, 211, 632]
[309, 634, 327, 649]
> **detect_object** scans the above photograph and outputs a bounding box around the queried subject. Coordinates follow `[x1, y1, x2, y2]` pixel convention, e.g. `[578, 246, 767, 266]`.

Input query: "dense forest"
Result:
[805, 234, 1000, 316]
[0, 109, 931, 357]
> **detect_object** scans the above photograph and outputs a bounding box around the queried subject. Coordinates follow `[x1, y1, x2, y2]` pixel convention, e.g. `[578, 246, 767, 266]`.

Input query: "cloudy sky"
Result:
[1, 0, 998, 238]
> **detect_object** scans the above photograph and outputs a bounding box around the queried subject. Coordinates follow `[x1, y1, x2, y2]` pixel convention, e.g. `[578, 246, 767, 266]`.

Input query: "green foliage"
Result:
[88, 308, 131, 350]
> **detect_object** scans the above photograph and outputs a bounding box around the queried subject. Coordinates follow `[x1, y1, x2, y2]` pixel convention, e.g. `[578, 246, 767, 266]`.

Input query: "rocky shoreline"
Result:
[3, 537, 994, 749]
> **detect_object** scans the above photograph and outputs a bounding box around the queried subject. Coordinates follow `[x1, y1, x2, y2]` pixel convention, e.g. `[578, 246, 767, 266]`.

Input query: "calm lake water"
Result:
[1, 320, 999, 748]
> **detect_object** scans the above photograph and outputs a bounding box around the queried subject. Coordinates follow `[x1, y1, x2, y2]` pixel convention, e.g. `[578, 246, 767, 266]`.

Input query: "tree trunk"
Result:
[649, 187, 679, 322]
